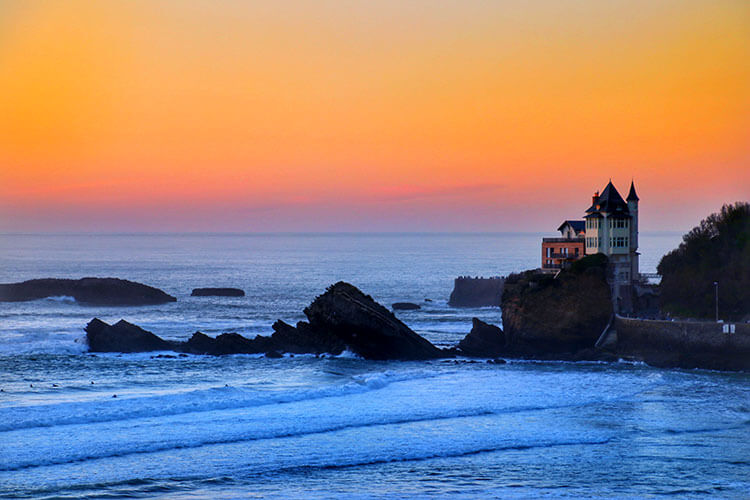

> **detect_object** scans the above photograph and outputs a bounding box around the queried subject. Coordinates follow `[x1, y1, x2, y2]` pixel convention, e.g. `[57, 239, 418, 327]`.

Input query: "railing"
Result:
[550, 253, 580, 259]
[542, 263, 563, 269]
[542, 237, 584, 243]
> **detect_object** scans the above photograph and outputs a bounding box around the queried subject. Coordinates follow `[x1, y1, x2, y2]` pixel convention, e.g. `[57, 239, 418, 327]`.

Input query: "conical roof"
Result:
[627, 180, 639, 201]
[585, 181, 630, 215]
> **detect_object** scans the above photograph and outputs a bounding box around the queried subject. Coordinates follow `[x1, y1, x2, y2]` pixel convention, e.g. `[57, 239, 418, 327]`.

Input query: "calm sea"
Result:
[1, 232, 748, 499]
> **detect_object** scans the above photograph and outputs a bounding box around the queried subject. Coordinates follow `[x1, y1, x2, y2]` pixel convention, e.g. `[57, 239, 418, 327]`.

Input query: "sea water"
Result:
[0, 233, 748, 499]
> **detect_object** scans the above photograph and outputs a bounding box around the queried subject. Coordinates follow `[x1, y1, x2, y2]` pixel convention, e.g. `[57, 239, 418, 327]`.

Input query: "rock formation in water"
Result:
[448, 277, 504, 307]
[391, 302, 421, 310]
[457, 318, 505, 358]
[191, 288, 245, 297]
[85, 282, 441, 360]
[0, 278, 176, 306]
[302, 282, 442, 360]
[501, 254, 613, 358]
[86, 319, 179, 352]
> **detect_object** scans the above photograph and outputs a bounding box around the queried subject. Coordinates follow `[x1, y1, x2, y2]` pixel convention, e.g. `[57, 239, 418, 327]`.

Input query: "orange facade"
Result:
[541, 238, 585, 270]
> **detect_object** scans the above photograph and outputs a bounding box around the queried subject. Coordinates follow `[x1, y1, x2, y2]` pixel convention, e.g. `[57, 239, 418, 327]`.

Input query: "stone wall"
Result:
[613, 316, 750, 371]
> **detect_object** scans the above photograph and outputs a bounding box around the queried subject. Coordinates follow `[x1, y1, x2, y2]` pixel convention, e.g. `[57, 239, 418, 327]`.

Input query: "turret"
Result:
[626, 181, 639, 251]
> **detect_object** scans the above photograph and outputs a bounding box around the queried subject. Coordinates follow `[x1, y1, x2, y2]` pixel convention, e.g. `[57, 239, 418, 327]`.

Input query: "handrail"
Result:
[595, 313, 616, 348]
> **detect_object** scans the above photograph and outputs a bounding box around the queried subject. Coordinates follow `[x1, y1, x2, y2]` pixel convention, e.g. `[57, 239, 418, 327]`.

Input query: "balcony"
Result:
[542, 237, 584, 243]
[550, 253, 580, 259]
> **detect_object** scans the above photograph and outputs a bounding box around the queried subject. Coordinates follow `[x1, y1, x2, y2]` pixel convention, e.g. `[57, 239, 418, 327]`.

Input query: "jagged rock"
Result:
[303, 282, 442, 360]
[270, 320, 346, 355]
[448, 277, 504, 307]
[501, 254, 613, 357]
[86, 318, 178, 352]
[191, 288, 245, 297]
[392, 302, 421, 310]
[0, 278, 176, 306]
[457, 318, 506, 357]
[84, 282, 441, 360]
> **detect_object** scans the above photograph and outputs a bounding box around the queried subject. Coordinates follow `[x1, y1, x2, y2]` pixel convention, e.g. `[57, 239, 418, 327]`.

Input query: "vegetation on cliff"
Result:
[658, 202, 750, 321]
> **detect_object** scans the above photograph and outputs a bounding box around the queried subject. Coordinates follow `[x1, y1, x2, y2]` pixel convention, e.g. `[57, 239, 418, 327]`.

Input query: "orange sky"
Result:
[1, 0, 748, 231]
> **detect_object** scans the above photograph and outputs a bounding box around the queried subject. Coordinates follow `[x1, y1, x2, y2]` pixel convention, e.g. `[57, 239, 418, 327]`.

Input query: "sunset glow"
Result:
[1, 0, 748, 231]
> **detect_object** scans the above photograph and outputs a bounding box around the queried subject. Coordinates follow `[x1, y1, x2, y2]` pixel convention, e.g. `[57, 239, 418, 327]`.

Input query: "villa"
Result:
[542, 180, 640, 311]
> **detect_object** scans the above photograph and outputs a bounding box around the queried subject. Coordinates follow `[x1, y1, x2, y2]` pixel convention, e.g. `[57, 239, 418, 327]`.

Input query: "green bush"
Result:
[658, 202, 750, 320]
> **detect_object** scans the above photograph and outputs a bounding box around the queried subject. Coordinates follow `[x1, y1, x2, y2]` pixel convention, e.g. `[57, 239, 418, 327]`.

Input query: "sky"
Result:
[0, 0, 748, 232]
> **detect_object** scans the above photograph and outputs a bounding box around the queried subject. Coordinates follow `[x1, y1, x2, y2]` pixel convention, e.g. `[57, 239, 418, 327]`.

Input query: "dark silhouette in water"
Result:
[0, 278, 176, 306]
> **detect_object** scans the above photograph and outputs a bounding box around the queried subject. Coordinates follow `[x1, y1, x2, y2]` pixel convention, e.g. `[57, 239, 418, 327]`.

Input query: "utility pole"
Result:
[714, 281, 719, 322]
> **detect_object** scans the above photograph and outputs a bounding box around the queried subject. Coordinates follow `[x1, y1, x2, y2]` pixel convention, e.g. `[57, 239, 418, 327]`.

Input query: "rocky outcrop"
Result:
[448, 277, 504, 307]
[191, 288, 245, 297]
[457, 318, 505, 357]
[302, 282, 442, 360]
[0, 278, 176, 306]
[392, 302, 421, 310]
[85, 282, 441, 360]
[501, 254, 613, 358]
[86, 319, 179, 352]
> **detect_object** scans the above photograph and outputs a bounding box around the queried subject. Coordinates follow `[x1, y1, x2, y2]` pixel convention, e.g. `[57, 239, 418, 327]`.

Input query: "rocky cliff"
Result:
[448, 277, 504, 307]
[501, 254, 613, 357]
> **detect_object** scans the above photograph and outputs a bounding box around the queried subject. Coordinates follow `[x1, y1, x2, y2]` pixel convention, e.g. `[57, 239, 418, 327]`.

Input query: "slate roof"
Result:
[585, 181, 631, 216]
[627, 181, 639, 201]
[557, 220, 585, 233]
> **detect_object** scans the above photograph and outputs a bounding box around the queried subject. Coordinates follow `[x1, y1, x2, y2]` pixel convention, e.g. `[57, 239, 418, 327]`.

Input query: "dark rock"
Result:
[83, 282, 441, 360]
[184, 331, 266, 355]
[302, 282, 443, 360]
[0, 278, 176, 306]
[191, 288, 245, 297]
[392, 302, 421, 310]
[86, 318, 178, 353]
[270, 320, 345, 355]
[448, 277, 504, 307]
[457, 318, 506, 357]
[487, 358, 507, 364]
[265, 350, 283, 358]
[501, 254, 613, 357]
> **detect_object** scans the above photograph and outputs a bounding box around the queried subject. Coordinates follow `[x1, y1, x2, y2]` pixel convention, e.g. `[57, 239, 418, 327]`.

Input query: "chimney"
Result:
[592, 191, 599, 205]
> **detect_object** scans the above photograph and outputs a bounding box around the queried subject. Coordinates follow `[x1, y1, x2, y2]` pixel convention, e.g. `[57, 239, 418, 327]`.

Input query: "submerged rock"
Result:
[0, 278, 176, 306]
[457, 318, 506, 357]
[191, 288, 245, 297]
[392, 302, 421, 310]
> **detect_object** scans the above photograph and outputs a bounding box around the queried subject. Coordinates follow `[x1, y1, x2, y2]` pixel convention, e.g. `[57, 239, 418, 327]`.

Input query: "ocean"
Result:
[1, 232, 748, 499]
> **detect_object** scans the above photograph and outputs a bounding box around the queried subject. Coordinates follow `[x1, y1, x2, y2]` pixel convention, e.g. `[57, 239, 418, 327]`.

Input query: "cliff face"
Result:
[448, 277, 504, 307]
[501, 255, 613, 356]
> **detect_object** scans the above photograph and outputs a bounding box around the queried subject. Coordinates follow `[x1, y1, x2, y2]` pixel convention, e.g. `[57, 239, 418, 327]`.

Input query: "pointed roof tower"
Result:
[627, 180, 639, 201]
[586, 180, 629, 215]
